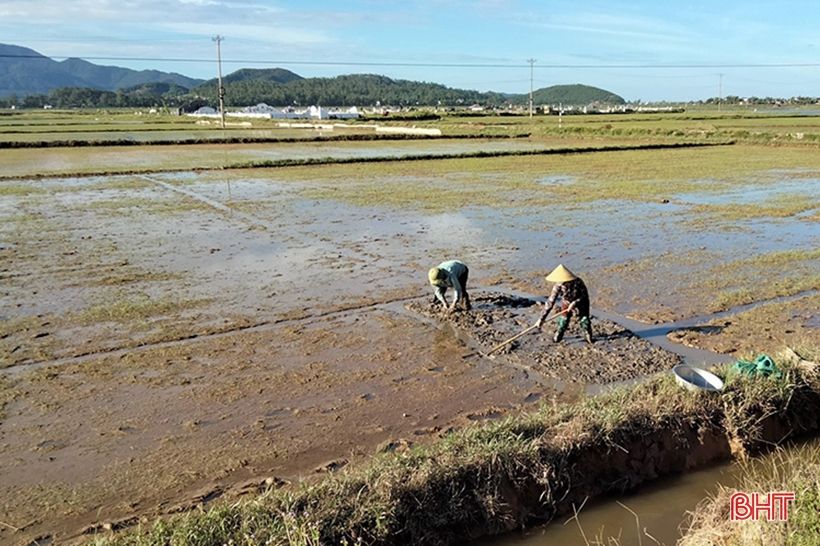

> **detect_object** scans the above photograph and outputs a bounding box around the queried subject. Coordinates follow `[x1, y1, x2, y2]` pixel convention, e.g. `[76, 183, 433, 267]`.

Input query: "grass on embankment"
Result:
[682, 442, 820, 546]
[94, 350, 820, 546]
[681, 349, 820, 546]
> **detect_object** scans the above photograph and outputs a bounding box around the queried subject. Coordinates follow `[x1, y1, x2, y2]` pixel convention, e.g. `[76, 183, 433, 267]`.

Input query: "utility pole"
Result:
[527, 58, 536, 118]
[718, 73, 723, 112]
[213, 35, 226, 128]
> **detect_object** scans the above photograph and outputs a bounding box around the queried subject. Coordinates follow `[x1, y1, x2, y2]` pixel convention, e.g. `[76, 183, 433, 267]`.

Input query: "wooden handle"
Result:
[484, 308, 572, 356]
[486, 324, 539, 355]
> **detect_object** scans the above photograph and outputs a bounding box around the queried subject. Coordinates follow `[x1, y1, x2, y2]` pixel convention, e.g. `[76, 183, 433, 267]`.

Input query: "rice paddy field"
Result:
[0, 108, 817, 545]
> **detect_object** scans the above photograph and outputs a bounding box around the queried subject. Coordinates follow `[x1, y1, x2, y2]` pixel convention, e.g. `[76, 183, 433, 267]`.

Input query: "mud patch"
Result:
[407, 292, 682, 383]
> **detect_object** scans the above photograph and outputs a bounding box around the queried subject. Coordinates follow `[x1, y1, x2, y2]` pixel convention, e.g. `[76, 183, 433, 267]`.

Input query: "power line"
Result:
[1, 53, 819, 69]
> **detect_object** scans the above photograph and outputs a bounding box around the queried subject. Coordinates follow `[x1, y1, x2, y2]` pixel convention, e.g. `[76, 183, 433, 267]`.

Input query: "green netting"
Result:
[731, 353, 783, 379]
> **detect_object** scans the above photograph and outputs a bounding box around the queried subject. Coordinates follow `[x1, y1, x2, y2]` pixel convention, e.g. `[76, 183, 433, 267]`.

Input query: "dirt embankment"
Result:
[91, 356, 820, 546]
[407, 293, 682, 383]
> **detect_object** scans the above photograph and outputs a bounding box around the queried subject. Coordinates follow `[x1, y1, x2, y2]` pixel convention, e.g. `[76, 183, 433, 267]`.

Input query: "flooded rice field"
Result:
[0, 137, 552, 178]
[0, 140, 818, 544]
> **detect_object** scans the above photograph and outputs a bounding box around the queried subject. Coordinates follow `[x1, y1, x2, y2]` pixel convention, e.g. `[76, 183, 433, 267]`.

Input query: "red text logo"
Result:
[729, 491, 795, 521]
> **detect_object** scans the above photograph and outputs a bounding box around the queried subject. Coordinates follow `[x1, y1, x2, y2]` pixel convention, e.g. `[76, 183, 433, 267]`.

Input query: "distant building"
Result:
[222, 105, 361, 120]
[310, 106, 360, 120]
[242, 103, 278, 114]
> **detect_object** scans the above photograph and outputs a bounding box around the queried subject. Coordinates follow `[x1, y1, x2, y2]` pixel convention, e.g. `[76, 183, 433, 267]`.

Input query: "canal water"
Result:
[487, 436, 819, 546]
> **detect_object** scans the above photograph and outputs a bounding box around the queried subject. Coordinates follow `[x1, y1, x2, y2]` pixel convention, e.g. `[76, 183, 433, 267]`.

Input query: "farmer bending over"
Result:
[428, 259, 471, 313]
[536, 264, 593, 344]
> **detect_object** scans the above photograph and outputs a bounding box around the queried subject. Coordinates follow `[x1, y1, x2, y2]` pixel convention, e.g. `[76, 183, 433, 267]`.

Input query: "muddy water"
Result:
[487, 437, 820, 546]
[486, 460, 740, 546]
[135, 170, 818, 326]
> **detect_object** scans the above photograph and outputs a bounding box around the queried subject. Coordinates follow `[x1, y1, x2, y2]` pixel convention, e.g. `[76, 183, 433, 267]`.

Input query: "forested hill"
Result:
[532, 84, 626, 105]
[193, 72, 508, 107]
[192, 71, 623, 107]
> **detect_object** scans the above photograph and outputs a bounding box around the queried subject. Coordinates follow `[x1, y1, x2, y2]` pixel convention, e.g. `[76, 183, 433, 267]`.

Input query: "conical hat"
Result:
[428, 267, 443, 285]
[545, 264, 577, 283]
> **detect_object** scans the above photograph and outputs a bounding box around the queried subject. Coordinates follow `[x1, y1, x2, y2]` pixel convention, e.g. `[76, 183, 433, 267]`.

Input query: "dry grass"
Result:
[681, 442, 820, 546]
[0, 315, 57, 368]
[0, 374, 18, 421]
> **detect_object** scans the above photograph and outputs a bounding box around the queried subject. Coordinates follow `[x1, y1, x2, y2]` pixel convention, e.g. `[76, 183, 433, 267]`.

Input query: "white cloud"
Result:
[0, 0, 283, 23]
[529, 12, 694, 44]
[161, 22, 331, 46]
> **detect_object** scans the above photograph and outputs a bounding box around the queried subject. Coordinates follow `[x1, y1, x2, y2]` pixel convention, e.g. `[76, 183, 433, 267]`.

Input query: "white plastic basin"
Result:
[672, 365, 725, 392]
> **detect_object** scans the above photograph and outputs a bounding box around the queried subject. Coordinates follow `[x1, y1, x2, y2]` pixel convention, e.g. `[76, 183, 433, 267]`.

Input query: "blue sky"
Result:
[1, 0, 818, 100]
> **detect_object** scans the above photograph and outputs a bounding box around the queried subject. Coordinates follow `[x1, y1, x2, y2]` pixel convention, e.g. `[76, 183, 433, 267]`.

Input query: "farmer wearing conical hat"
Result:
[536, 264, 593, 344]
[428, 259, 471, 313]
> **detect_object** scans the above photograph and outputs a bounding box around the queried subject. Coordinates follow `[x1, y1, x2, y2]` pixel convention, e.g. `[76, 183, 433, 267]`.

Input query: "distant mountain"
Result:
[0, 43, 203, 97]
[59, 57, 202, 90]
[531, 84, 625, 105]
[0, 44, 87, 96]
[0, 43, 626, 107]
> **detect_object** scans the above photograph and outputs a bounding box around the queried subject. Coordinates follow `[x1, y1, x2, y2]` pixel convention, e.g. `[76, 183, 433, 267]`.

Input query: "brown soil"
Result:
[407, 293, 682, 383]
[667, 294, 820, 357]
[1, 309, 562, 545]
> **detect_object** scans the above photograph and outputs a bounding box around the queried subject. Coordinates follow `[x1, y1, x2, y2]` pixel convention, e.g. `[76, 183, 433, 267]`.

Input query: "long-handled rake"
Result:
[462, 307, 571, 360]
